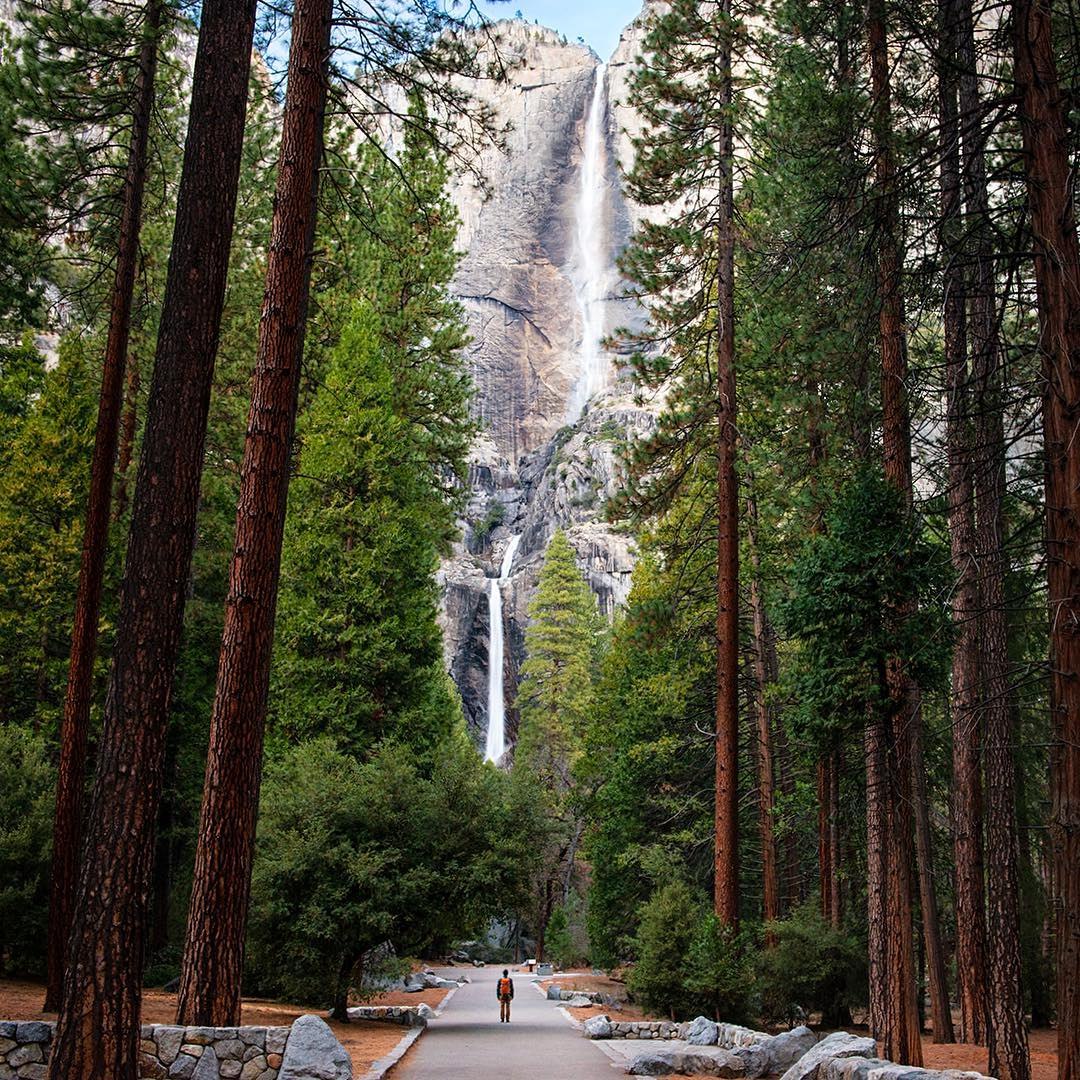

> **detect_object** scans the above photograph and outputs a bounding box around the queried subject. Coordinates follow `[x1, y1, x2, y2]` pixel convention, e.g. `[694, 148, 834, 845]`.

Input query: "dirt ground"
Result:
[916, 1029, 1057, 1080]
[0, 978, 450, 1074]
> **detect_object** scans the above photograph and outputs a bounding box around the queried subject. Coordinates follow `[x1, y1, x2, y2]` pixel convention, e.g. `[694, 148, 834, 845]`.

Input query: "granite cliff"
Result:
[436, 11, 660, 754]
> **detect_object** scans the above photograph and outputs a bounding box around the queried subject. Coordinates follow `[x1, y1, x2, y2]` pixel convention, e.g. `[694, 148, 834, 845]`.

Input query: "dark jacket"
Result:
[497, 976, 514, 1000]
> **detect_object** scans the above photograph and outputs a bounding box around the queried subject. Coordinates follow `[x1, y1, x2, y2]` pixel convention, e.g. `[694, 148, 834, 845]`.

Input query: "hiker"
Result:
[497, 968, 514, 1022]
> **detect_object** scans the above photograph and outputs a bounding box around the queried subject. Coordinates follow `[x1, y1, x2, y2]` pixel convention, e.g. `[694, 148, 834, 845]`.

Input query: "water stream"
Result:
[485, 534, 522, 763]
[566, 62, 611, 424]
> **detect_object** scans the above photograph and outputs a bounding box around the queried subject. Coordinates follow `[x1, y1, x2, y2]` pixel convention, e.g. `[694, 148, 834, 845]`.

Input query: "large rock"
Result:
[779, 1032, 877, 1080]
[686, 1017, 720, 1046]
[278, 1015, 351, 1080]
[738, 1026, 817, 1077]
[627, 1047, 747, 1076]
[585, 1015, 612, 1039]
[821, 1059, 894, 1080]
[547, 985, 563, 1001]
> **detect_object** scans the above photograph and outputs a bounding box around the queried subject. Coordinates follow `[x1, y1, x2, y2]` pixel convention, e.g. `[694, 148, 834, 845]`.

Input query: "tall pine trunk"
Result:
[46, 0, 257, 1073]
[867, 0, 924, 1059]
[713, 0, 739, 929]
[43, 0, 161, 1015]
[1013, 1, 1079, 1075]
[176, 0, 333, 1026]
[747, 490, 779, 933]
[940, 0, 988, 1043]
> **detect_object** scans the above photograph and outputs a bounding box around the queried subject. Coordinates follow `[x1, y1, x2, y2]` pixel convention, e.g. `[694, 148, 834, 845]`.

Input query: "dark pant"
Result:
[500, 996, 511, 1021]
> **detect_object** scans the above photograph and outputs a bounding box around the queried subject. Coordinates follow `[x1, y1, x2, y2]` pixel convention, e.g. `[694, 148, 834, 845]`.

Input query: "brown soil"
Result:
[0, 978, 450, 1075]
[914, 1030, 1057, 1080]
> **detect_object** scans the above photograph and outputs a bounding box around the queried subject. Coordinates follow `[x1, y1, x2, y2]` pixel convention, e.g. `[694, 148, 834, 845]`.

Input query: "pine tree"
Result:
[617, 0, 742, 927]
[176, 0, 334, 1025]
[1013, 0, 1080, 1074]
[514, 529, 601, 956]
[46, 0, 258, 1071]
[44, 0, 166, 1012]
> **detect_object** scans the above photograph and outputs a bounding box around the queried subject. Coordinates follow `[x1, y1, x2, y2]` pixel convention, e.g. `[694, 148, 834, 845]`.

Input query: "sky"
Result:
[475, 0, 644, 62]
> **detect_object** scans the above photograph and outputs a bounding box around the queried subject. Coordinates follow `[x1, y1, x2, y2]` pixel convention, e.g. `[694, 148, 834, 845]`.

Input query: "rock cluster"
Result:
[343, 1006, 431, 1028]
[598, 1020, 997, 1080]
[545, 986, 603, 1005]
[0, 1016, 351, 1080]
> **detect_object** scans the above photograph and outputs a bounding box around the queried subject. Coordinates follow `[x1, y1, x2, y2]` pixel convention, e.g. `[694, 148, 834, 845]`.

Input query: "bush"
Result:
[0, 725, 54, 976]
[683, 914, 752, 1024]
[756, 900, 866, 1026]
[626, 880, 701, 1019]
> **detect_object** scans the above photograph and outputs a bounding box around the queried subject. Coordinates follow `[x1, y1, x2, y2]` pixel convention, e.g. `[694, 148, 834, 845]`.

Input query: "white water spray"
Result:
[485, 534, 522, 763]
[566, 62, 612, 424]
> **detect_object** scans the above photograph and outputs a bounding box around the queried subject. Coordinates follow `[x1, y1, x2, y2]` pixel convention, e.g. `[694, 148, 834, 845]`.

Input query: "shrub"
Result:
[626, 880, 701, 1019]
[756, 900, 866, 1026]
[0, 725, 54, 976]
[683, 914, 752, 1023]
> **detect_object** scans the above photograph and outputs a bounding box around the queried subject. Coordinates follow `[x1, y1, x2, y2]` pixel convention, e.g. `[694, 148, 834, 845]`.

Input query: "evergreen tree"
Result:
[514, 529, 601, 958]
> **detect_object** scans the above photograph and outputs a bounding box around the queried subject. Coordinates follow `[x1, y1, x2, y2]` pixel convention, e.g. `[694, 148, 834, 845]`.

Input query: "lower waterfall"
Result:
[485, 534, 522, 763]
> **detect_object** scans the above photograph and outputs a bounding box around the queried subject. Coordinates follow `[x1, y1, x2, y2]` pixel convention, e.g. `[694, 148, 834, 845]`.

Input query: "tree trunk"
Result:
[867, 0, 923, 1060]
[43, 0, 161, 1015]
[46, 0, 257, 1073]
[176, 0, 333, 1027]
[941, 47, 989, 1027]
[747, 491, 779, 934]
[818, 755, 834, 924]
[866, 709, 888, 1041]
[113, 348, 140, 523]
[713, 0, 739, 930]
[828, 747, 841, 927]
[1013, 2, 1080, 1076]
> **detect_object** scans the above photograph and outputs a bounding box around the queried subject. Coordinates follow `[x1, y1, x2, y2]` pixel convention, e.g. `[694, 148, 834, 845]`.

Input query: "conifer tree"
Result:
[176, 0, 334, 1025]
[514, 529, 601, 955]
[46, 0, 257, 1071]
[617, 0, 742, 927]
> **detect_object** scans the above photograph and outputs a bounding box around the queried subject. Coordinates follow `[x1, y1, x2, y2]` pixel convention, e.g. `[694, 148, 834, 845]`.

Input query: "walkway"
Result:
[393, 966, 620, 1079]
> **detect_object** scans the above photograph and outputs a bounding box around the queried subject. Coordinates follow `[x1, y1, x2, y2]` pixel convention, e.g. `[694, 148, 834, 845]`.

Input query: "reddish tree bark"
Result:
[867, 0, 924, 1059]
[43, 0, 161, 1015]
[45, 0, 257, 1073]
[713, 0, 739, 929]
[939, 0, 988, 1040]
[1013, 1, 1079, 1076]
[747, 490, 779, 934]
[176, 0, 334, 1026]
[112, 349, 140, 523]
[865, 709, 888, 1041]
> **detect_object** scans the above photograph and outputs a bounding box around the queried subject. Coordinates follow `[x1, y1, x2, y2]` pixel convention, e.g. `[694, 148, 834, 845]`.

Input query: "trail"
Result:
[393, 966, 618, 1079]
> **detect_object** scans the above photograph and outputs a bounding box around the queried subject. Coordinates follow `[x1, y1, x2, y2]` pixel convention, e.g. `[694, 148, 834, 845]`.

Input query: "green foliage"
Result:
[0, 341, 97, 730]
[0, 725, 55, 975]
[756, 902, 866, 1027]
[472, 500, 505, 545]
[784, 469, 950, 746]
[626, 880, 703, 1019]
[582, 556, 715, 967]
[246, 734, 539, 1011]
[683, 915, 752, 1025]
[271, 122, 472, 758]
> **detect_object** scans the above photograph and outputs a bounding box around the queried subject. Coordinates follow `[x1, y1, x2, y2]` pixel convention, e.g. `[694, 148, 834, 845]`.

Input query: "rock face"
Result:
[778, 1032, 878, 1080]
[435, 9, 663, 750]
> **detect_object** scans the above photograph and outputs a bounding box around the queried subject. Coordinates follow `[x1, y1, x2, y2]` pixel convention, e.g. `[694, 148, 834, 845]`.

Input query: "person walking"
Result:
[497, 969, 514, 1022]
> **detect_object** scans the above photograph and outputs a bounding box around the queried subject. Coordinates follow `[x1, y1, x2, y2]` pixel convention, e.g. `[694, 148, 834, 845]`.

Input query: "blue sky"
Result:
[475, 0, 643, 61]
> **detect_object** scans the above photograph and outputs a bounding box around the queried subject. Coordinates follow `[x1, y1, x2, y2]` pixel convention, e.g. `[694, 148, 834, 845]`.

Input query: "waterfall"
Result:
[485, 534, 522, 763]
[566, 62, 611, 424]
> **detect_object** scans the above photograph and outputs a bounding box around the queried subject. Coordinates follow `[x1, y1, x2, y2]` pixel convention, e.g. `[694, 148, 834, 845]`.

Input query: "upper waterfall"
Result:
[566, 62, 613, 424]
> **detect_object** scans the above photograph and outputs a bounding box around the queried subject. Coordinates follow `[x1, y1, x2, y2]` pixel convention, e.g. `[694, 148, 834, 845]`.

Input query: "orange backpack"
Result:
[498, 977, 512, 998]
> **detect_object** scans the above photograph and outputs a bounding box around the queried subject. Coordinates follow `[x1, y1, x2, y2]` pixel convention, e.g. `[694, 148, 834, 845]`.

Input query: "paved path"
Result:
[393, 967, 620, 1079]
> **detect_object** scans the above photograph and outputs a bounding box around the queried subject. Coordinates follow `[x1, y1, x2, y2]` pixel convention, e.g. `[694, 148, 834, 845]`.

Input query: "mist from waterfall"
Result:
[566, 62, 611, 424]
[485, 534, 521, 763]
